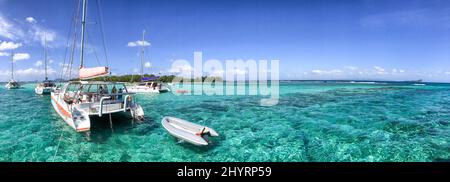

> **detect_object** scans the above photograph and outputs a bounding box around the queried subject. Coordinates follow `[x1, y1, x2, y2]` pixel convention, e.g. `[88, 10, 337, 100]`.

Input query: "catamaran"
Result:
[5, 52, 20, 89]
[35, 34, 57, 95]
[51, 0, 144, 133]
[127, 30, 170, 94]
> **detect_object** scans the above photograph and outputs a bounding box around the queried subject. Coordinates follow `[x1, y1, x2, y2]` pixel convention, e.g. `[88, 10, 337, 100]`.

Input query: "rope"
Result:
[96, 0, 109, 68]
[85, 30, 102, 67]
[59, 3, 73, 80]
[66, 0, 81, 81]
[61, 0, 80, 81]
[52, 133, 63, 162]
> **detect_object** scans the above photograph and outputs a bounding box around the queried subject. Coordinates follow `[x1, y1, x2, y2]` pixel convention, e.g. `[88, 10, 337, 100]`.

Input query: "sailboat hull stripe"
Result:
[51, 95, 72, 118]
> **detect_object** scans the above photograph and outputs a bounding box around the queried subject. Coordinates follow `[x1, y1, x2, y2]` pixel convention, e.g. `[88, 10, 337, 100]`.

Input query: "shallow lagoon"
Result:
[0, 81, 449, 161]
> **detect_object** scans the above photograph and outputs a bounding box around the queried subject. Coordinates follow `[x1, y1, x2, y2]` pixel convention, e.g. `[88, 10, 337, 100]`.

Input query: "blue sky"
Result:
[0, 0, 449, 82]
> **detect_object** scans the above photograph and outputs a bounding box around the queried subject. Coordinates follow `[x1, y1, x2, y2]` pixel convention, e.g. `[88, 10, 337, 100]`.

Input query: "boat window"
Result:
[66, 83, 81, 92]
[105, 83, 126, 94]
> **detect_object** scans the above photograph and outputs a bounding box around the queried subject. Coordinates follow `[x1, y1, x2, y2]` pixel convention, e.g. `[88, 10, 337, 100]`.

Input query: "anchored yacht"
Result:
[35, 34, 57, 95]
[5, 52, 19, 89]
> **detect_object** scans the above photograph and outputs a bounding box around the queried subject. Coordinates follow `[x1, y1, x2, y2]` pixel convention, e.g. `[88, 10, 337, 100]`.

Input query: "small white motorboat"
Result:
[161, 116, 219, 146]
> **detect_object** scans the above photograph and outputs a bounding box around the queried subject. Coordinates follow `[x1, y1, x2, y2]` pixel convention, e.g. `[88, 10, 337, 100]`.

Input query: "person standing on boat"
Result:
[111, 86, 117, 100]
[118, 88, 123, 100]
[99, 85, 108, 95]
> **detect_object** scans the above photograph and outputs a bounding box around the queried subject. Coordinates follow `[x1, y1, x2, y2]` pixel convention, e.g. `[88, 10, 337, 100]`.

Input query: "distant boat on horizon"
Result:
[35, 33, 57, 95]
[5, 51, 20, 89]
[127, 30, 170, 94]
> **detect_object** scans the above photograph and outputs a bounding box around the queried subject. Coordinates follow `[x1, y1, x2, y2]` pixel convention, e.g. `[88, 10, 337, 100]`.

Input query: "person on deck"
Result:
[111, 86, 117, 100]
[118, 88, 123, 100]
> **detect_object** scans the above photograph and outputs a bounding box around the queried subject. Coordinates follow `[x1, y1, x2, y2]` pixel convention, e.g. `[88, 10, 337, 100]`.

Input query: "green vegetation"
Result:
[71, 74, 223, 83]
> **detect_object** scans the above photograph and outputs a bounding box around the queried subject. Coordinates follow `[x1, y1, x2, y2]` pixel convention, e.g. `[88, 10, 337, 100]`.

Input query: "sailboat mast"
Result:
[11, 51, 13, 80]
[44, 33, 48, 80]
[80, 0, 87, 68]
[140, 30, 145, 78]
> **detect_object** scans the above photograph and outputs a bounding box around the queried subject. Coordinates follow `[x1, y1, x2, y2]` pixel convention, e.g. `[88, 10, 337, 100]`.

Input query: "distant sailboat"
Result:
[35, 34, 57, 95]
[127, 30, 170, 94]
[5, 52, 20, 89]
[51, 0, 144, 133]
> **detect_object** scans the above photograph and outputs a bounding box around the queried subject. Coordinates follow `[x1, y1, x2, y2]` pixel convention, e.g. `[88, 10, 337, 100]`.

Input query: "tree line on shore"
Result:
[71, 74, 223, 83]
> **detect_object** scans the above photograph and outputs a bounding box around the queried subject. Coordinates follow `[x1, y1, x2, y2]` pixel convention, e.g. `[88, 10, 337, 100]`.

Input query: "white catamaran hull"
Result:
[35, 86, 56, 95]
[50, 84, 145, 133]
[5, 82, 19, 89]
[127, 86, 160, 93]
[51, 92, 91, 132]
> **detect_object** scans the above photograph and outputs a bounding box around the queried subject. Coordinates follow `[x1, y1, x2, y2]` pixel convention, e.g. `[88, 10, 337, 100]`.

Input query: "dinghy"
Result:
[162, 117, 218, 146]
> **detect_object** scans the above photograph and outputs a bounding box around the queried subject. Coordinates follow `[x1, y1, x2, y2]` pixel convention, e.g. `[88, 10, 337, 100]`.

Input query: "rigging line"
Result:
[85, 30, 102, 67]
[59, 0, 79, 79]
[60, 0, 78, 80]
[96, 0, 109, 68]
[85, 29, 108, 82]
[67, 0, 81, 80]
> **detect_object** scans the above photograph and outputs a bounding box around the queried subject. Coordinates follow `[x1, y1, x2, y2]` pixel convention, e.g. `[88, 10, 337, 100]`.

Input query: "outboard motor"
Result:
[131, 104, 145, 121]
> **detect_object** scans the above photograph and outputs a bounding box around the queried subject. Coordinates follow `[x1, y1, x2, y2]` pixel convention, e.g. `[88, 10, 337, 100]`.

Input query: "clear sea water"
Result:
[0, 81, 449, 162]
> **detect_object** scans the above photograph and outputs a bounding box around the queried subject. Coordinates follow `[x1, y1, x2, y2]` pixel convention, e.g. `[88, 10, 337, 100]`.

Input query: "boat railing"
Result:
[98, 96, 111, 117]
[96, 92, 136, 116]
[123, 95, 130, 112]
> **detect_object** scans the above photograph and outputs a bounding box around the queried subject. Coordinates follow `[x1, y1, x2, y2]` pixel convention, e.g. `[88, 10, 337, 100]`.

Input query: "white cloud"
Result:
[26, 17, 36, 24]
[31, 26, 56, 46]
[127, 40, 150, 47]
[0, 52, 9, 56]
[13, 53, 30, 61]
[168, 64, 192, 73]
[0, 14, 58, 47]
[373, 66, 385, 72]
[34, 60, 43, 67]
[0, 15, 24, 40]
[311, 69, 343, 75]
[0, 67, 57, 81]
[144, 62, 151, 68]
[373, 66, 387, 75]
[16, 67, 56, 76]
[345, 66, 358, 71]
[0, 41, 22, 51]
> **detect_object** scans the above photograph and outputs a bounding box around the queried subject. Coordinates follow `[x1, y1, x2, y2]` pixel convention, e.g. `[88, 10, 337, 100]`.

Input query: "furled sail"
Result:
[79, 66, 109, 79]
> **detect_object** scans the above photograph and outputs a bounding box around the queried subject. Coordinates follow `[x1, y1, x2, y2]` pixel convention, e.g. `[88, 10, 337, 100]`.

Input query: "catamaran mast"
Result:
[10, 51, 14, 80]
[44, 33, 48, 80]
[140, 30, 145, 79]
[80, 0, 87, 69]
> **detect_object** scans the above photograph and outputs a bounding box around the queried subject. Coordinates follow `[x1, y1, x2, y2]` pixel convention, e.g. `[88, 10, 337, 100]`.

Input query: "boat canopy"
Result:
[63, 81, 130, 94]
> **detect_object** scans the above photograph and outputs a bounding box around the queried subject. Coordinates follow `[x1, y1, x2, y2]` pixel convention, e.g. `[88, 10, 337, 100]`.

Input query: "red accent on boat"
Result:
[51, 95, 72, 118]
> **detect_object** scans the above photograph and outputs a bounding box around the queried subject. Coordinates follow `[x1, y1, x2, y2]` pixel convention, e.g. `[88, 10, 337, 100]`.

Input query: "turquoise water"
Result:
[0, 81, 449, 162]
